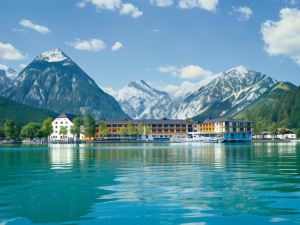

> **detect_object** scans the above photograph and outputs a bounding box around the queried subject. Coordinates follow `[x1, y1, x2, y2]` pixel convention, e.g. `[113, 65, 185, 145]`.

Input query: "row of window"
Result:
[50, 136, 68, 138]
[97, 129, 193, 133]
[201, 122, 253, 127]
[55, 121, 70, 125]
[103, 124, 192, 128]
[54, 126, 70, 129]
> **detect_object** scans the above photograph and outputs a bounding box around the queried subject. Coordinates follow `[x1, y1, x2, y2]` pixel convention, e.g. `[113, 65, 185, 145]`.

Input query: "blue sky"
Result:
[0, 0, 300, 89]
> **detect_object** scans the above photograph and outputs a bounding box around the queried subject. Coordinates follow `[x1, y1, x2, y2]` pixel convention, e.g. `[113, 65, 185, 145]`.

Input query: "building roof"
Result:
[57, 113, 76, 122]
[278, 130, 295, 135]
[96, 119, 193, 125]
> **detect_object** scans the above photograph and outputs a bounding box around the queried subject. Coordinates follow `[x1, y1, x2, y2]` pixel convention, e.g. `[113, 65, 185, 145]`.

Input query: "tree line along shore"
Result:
[0, 112, 95, 143]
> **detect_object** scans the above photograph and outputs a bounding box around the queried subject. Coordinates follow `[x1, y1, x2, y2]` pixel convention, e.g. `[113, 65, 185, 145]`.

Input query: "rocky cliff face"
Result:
[4, 49, 129, 120]
[180, 66, 278, 120]
[110, 66, 278, 120]
[110, 80, 172, 119]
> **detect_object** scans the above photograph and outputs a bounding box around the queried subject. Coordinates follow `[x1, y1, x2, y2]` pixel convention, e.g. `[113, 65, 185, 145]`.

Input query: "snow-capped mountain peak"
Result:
[4, 49, 128, 120]
[35, 49, 68, 62]
[127, 80, 169, 97]
[113, 79, 171, 119]
[0, 64, 17, 79]
[110, 66, 278, 120]
[225, 65, 248, 76]
[128, 80, 152, 91]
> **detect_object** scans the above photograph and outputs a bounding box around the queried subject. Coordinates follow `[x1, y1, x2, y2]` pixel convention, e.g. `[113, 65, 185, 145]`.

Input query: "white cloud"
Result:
[151, 81, 199, 96]
[261, 8, 300, 65]
[112, 41, 123, 51]
[148, 28, 160, 33]
[0, 42, 24, 60]
[159, 65, 178, 75]
[181, 65, 213, 79]
[150, 75, 220, 98]
[19, 19, 50, 34]
[159, 64, 213, 79]
[178, 0, 219, 12]
[145, 28, 160, 38]
[119, 3, 143, 18]
[80, 0, 143, 18]
[68, 38, 106, 52]
[76, 1, 87, 8]
[90, 0, 122, 10]
[232, 6, 253, 21]
[150, 0, 173, 7]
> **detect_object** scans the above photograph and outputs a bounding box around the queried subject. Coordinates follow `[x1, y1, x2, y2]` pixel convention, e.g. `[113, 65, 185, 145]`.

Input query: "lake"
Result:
[0, 143, 300, 225]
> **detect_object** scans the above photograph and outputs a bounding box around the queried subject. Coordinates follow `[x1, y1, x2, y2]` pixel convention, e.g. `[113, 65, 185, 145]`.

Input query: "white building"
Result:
[253, 129, 297, 140]
[277, 129, 297, 140]
[49, 113, 77, 142]
[253, 131, 273, 140]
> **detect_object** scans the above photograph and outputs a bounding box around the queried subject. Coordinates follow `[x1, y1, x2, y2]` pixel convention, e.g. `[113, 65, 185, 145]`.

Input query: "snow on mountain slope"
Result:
[35, 49, 68, 62]
[0, 64, 17, 94]
[0, 64, 17, 79]
[178, 66, 277, 119]
[4, 49, 129, 120]
[111, 66, 278, 120]
[110, 80, 172, 119]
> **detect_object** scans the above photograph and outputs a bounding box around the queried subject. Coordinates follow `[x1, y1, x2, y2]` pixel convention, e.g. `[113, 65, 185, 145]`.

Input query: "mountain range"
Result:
[108, 66, 279, 120]
[0, 48, 298, 125]
[2, 49, 128, 120]
[110, 80, 172, 119]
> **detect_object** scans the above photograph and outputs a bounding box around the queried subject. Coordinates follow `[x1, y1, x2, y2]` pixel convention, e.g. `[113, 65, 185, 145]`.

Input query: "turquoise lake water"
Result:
[0, 143, 300, 225]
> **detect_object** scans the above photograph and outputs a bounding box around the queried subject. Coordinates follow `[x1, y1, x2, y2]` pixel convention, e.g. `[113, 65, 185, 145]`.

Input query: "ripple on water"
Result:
[0, 143, 299, 225]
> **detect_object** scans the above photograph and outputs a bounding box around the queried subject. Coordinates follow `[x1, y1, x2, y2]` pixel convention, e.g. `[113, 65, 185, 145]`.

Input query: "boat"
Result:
[184, 132, 225, 143]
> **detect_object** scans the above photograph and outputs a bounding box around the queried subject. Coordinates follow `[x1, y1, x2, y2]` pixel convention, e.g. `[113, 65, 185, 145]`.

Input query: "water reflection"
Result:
[49, 144, 75, 170]
[0, 143, 299, 224]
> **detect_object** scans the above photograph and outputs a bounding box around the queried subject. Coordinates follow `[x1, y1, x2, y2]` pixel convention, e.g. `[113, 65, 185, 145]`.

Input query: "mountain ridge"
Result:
[236, 83, 299, 131]
[108, 66, 280, 120]
[110, 79, 172, 119]
[3, 49, 129, 120]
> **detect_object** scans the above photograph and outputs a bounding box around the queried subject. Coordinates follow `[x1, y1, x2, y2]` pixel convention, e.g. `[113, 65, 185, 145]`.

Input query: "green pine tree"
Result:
[84, 112, 96, 139]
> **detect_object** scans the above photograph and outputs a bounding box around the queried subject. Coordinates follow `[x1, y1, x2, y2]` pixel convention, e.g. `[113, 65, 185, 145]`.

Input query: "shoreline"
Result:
[1, 139, 299, 145]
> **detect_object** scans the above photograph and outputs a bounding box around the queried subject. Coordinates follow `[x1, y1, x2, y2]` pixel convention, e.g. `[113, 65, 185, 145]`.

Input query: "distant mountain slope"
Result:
[187, 66, 277, 120]
[111, 66, 278, 120]
[0, 64, 17, 94]
[0, 96, 58, 126]
[110, 80, 172, 119]
[4, 49, 129, 120]
[236, 82, 299, 129]
[267, 81, 297, 97]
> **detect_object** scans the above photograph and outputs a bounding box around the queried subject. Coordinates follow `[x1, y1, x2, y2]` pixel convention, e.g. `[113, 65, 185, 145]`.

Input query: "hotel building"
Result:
[94, 119, 195, 140]
[50, 114, 254, 142]
[198, 118, 254, 141]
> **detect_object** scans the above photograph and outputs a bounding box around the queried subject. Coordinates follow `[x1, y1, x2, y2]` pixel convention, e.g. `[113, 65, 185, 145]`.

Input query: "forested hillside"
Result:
[0, 96, 57, 126]
[237, 83, 300, 135]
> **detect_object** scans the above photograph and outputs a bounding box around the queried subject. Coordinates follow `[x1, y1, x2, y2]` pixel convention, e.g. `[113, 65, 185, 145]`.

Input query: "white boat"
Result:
[170, 132, 224, 143]
[185, 132, 225, 143]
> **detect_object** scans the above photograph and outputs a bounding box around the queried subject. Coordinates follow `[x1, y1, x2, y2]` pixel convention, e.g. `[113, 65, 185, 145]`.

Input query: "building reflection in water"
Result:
[90, 143, 300, 223]
[49, 144, 76, 170]
[0, 143, 299, 224]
